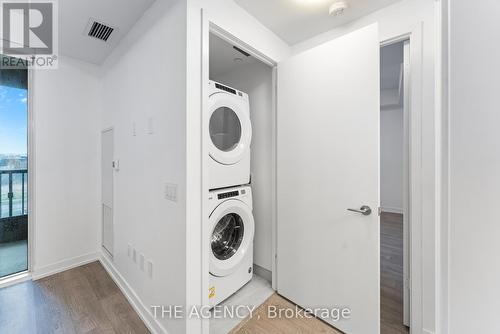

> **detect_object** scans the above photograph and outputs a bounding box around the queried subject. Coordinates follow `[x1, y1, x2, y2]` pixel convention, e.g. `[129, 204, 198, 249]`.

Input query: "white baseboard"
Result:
[32, 252, 99, 280]
[99, 253, 168, 334]
[253, 263, 272, 283]
[381, 206, 404, 214]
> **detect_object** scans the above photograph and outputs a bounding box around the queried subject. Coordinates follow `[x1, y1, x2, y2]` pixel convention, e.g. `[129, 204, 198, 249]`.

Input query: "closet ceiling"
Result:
[59, 0, 156, 64]
[210, 34, 262, 79]
[234, 0, 403, 45]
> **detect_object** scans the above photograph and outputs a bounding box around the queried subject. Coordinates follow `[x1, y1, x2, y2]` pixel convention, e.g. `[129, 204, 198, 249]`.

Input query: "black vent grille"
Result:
[88, 21, 114, 42]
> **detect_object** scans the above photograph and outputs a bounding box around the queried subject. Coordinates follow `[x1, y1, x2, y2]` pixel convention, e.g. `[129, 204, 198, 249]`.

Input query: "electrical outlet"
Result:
[132, 248, 137, 263]
[139, 253, 145, 271]
[147, 261, 153, 278]
[164, 183, 178, 202]
[127, 244, 132, 257]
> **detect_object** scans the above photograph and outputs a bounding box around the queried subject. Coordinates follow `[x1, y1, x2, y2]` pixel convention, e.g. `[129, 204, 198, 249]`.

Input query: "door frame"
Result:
[27, 68, 34, 278]
[0, 65, 34, 288]
[201, 14, 425, 334]
[101, 127, 114, 258]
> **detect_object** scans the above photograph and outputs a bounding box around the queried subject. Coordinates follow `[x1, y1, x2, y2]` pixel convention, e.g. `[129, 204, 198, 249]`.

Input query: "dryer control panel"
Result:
[218, 190, 239, 200]
[209, 80, 249, 101]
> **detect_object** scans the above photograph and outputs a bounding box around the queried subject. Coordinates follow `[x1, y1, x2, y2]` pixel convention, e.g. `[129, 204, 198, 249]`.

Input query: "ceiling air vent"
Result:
[86, 19, 115, 42]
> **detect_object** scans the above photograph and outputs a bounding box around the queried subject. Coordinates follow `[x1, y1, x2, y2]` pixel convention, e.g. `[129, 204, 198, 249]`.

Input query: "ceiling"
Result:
[59, 0, 155, 64]
[209, 34, 265, 79]
[234, 0, 402, 45]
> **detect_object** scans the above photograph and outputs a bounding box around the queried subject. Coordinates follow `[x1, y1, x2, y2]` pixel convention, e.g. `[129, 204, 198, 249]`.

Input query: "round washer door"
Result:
[208, 93, 252, 165]
[209, 199, 254, 277]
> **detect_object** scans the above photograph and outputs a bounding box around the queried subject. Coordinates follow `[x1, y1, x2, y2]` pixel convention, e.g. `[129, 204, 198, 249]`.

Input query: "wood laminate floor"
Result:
[0, 261, 149, 334]
[229, 293, 342, 334]
[381, 212, 409, 334]
[226, 213, 409, 334]
[0, 215, 408, 334]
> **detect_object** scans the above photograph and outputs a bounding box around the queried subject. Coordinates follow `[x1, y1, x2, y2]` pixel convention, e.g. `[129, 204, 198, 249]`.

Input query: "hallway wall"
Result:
[33, 56, 101, 278]
[381, 107, 404, 213]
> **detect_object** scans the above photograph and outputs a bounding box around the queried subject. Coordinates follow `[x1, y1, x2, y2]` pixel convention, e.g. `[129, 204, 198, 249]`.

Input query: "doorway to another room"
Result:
[380, 40, 410, 334]
[0, 59, 29, 279]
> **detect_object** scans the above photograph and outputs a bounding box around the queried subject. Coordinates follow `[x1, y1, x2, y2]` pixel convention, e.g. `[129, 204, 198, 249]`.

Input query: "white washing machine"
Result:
[208, 185, 254, 306]
[208, 80, 252, 190]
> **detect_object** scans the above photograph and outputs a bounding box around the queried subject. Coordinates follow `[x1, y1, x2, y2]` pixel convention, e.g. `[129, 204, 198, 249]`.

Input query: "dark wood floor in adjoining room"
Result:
[381, 212, 409, 334]
[0, 261, 149, 334]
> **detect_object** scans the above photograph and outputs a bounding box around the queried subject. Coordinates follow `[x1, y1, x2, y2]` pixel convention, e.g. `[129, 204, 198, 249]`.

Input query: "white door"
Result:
[101, 129, 114, 256]
[277, 24, 380, 334]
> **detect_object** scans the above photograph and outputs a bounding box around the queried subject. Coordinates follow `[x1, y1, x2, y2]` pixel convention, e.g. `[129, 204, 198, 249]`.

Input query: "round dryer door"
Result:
[209, 199, 254, 277]
[208, 93, 252, 165]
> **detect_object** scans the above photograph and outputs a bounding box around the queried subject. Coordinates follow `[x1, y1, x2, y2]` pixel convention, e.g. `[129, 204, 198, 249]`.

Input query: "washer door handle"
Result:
[347, 205, 372, 216]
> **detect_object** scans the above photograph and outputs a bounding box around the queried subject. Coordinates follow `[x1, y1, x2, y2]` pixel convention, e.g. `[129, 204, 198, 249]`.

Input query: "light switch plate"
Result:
[132, 248, 137, 262]
[139, 253, 145, 271]
[147, 261, 153, 278]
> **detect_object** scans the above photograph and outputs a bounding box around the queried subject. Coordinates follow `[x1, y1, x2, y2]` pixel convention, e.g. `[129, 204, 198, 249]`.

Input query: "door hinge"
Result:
[405, 278, 411, 291]
[378, 207, 382, 216]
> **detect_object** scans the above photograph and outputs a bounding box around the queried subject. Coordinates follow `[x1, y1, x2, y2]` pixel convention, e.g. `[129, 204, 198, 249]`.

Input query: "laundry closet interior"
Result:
[207, 28, 277, 322]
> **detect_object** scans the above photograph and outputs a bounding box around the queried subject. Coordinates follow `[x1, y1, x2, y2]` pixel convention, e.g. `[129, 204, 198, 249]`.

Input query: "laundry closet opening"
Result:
[207, 32, 276, 333]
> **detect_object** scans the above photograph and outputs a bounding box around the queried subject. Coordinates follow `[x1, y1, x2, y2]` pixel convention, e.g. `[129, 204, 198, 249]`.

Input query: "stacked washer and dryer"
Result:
[207, 80, 255, 306]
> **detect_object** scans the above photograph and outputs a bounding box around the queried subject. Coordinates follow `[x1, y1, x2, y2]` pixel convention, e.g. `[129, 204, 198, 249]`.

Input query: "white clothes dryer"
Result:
[208, 80, 252, 190]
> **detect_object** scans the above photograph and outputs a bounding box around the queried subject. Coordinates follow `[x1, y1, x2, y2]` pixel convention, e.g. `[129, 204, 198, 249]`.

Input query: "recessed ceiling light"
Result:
[329, 1, 348, 16]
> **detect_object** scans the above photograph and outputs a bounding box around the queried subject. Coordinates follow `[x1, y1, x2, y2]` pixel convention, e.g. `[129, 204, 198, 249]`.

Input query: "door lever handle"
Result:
[347, 205, 372, 216]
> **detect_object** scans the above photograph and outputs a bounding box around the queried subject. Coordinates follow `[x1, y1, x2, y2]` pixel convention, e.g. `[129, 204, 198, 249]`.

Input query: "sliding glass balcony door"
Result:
[0, 61, 28, 278]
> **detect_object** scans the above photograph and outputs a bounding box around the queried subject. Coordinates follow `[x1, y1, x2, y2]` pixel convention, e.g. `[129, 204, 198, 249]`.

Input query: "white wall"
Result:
[32, 56, 101, 276]
[213, 61, 274, 272]
[381, 107, 404, 213]
[101, 1, 187, 333]
[448, 1, 500, 333]
[293, 0, 438, 332]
